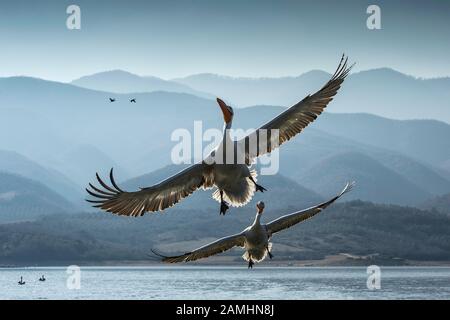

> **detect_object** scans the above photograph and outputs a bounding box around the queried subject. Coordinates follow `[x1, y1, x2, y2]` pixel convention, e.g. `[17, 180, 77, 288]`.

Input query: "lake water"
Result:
[0, 266, 449, 300]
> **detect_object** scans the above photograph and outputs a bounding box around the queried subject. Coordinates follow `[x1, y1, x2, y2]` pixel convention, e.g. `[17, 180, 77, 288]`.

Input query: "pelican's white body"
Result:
[243, 214, 271, 262]
[207, 125, 257, 207]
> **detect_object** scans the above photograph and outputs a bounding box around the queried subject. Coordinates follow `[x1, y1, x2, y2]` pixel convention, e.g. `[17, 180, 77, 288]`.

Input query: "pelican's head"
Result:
[216, 98, 234, 124]
[256, 201, 265, 214]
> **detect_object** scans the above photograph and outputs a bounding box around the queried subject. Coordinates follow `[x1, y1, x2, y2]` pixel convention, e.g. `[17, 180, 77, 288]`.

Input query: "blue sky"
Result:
[0, 0, 449, 81]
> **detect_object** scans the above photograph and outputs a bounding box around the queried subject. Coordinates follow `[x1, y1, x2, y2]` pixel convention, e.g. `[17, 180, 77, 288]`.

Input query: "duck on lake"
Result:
[18, 276, 25, 285]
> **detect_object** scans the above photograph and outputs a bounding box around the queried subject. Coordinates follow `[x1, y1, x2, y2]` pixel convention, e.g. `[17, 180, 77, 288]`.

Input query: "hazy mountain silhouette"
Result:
[274, 129, 450, 199]
[0, 107, 69, 163]
[0, 172, 74, 223]
[0, 150, 81, 202]
[174, 68, 450, 123]
[72, 70, 213, 99]
[1, 65, 450, 265]
[315, 112, 450, 168]
[0, 76, 216, 177]
[237, 106, 450, 174]
[1, 75, 449, 207]
[298, 152, 432, 206]
[173, 70, 330, 107]
[51, 144, 130, 187]
[420, 193, 450, 215]
[2, 201, 450, 265]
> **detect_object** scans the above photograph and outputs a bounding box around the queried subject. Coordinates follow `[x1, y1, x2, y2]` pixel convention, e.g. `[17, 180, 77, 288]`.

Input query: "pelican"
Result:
[152, 182, 354, 268]
[86, 56, 353, 216]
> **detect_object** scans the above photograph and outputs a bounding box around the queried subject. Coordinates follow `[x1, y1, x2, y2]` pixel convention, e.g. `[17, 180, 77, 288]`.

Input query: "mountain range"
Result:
[0, 150, 81, 202]
[2, 200, 449, 266]
[421, 193, 450, 215]
[71, 70, 213, 99]
[1, 68, 450, 265]
[1, 73, 449, 208]
[173, 69, 450, 123]
[0, 172, 73, 223]
[63, 68, 450, 123]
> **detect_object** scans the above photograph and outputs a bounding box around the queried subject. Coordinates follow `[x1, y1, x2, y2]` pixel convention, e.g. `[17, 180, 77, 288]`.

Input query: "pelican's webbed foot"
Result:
[248, 260, 254, 269]
[220, 201, 229, 215]
[249, 176, 267, 193]
[268, 251, 273, 259]
[255, 184, 267, 193]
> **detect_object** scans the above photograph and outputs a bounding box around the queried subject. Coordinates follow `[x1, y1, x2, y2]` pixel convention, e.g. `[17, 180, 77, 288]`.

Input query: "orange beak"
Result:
[217, 98, 232, 123]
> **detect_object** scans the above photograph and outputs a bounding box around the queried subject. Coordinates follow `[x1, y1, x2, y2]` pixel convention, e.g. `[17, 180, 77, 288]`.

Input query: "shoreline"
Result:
[3, 255, 450, 268]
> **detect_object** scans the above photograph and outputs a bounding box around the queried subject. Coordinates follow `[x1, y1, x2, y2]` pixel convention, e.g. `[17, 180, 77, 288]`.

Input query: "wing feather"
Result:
[266, 182, 355, 236]
[152, 233, 246, 263]
[239, 55, 353, 163]
[86, 164, 212, 216]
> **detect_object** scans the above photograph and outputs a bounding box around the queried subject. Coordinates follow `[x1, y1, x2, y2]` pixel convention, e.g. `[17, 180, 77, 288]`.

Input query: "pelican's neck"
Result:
[223, 121, 232, 131]
[252, 212, 262, 226]
[222, 121, 232, 140]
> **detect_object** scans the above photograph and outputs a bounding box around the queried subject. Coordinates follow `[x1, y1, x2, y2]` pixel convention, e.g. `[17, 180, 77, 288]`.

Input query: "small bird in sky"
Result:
[109, 98, 116, 102]
[130, 98, 136, 103]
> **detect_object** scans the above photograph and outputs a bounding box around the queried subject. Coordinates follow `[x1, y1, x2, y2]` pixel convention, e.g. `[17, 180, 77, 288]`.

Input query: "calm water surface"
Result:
[0, 266, 449, 300]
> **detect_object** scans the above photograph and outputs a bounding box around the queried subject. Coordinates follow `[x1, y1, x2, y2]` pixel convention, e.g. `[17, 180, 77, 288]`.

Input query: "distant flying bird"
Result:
[109, 98, 116, 102]
[152, 182, 354, 268]
[130, 98, 136, 103]
[86, 55, 353, 216]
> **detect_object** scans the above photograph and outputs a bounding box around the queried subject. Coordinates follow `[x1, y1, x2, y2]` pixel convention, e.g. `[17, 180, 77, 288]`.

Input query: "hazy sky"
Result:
[0, 0, 449, 81]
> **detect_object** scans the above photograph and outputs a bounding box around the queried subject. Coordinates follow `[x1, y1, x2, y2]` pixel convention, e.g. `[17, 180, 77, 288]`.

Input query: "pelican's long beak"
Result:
[217, 98, 232, 124]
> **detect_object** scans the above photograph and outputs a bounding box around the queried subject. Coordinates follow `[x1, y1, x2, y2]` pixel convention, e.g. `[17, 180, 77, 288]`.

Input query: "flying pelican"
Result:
[86, 56, 353, 216]
[152, 182, 354, 268]
[109, 98, 116, 102]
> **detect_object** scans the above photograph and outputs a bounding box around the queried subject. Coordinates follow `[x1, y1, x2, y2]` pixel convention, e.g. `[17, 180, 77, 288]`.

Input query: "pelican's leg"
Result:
[219, 190, 229, 215]
[248, 259, 254, 269]
[267, 248, 273, 259]
[249, 176, 267, 193]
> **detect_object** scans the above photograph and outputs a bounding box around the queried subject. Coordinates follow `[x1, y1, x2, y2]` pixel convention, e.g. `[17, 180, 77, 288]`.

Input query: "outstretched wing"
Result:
[86, 163, 212, 216]
[238, 55, 353, 163]
[265, 182, 355, 236]
[152, 233, 246, 263]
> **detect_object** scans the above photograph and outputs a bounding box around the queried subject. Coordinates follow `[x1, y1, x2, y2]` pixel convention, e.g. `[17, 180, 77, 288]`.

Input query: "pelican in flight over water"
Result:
[86, 56, 353, 216]
[152, 182, 354, 268]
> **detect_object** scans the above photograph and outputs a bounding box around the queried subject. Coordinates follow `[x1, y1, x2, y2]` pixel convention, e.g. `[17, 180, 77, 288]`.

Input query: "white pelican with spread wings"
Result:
[86, 56, 353, 216]
[152, 182, 354, 268]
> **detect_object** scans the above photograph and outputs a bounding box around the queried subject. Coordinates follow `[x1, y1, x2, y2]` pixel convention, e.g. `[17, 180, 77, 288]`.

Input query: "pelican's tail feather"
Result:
[242, 251, 250, 262]
[212, 170, 257, 207]
[242, 248, 269, 263]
